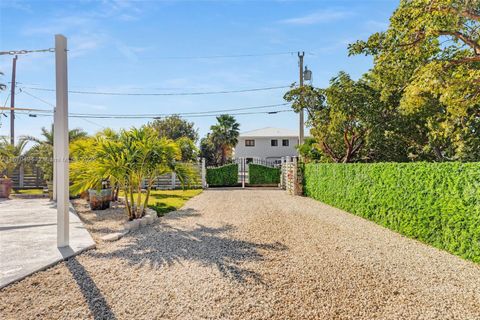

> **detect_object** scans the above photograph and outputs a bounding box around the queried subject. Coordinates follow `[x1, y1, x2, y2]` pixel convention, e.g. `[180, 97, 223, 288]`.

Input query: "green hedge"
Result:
[206, 164, 238, 186]
[249, 164, 280, 185]
[304, 162, 480, 263]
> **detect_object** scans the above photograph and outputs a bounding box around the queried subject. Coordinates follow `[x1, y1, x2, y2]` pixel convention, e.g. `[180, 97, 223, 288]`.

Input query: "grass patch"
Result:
[12, 188, 44, 195]
[121, 189, 202, 216]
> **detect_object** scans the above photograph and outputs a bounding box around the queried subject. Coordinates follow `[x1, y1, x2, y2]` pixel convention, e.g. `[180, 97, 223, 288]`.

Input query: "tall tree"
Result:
[149, 115, 199, 142]
[349, 0, 480, 161]
[210, 114, 240, 165]
[284, 73, 402, 163]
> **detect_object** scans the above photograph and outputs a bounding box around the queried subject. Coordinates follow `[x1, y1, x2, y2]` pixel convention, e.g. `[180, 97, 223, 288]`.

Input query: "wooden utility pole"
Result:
[54, 34, 69, 248]
[298, 51, 305, 145]
[10, 55, 17, 145]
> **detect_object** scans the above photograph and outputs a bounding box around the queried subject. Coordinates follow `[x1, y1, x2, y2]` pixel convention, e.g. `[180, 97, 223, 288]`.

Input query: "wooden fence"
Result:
[6, 164, 47, 189]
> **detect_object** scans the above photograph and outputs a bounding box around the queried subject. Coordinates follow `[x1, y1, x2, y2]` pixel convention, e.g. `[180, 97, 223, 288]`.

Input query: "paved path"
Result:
[0, 190, 479, 319]
[0, 199, 95, 288]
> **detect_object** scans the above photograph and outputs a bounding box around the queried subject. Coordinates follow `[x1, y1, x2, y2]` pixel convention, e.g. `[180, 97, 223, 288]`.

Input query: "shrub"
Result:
[249, 164, 280, 185]
[206, 164, 238, 186]
[304, 162, 480, 263]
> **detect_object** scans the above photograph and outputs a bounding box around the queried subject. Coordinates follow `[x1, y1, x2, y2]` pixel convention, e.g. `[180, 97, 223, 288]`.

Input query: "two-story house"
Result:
[233, 127, 299, 163]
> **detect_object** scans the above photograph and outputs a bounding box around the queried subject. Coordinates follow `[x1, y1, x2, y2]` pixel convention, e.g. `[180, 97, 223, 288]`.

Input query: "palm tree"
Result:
[21, 125, 88, 182]
[0, 136, 28, 175]
[210, 114, 240, 165]
[21, 125, 87, 146]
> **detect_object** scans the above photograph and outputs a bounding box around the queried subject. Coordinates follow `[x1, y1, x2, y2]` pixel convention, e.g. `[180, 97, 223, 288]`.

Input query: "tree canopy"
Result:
[149, 115, 199, 142]
[349, 0, 480, 161]
[287, 0, 480, 163]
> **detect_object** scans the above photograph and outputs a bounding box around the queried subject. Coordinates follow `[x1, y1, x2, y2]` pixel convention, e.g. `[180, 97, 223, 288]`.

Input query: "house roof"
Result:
[239, 127, 298, 138]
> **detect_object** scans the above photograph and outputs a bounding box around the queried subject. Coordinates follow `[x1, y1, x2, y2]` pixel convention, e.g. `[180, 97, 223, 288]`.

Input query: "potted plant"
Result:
[88, 180, 112, 210]
[0, 138, 16, 198]
[0, 176, 12, 198]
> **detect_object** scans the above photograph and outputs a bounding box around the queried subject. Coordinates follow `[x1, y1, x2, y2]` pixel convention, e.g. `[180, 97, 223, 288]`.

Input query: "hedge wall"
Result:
[304, 162, 480, 263]
[249, 164, 280, 185]
[206, 164, 238, 186]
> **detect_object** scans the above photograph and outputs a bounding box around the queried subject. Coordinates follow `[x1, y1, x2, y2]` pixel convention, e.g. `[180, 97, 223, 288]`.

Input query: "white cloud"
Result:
[280, 9, 353, 25]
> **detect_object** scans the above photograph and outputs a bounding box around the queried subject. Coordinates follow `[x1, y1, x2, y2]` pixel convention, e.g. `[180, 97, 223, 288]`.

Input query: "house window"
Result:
[271, 139, 278, 147]
[245, 139, 255, 147]
[282, 139, 289, 146]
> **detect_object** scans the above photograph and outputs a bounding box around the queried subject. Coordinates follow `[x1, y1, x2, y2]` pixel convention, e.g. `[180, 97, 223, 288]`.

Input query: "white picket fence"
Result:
[142, 159, 207, 190]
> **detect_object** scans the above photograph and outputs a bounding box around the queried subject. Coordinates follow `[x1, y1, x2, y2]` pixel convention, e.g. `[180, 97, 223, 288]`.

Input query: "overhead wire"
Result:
[20, 85, 291, 96]
[15, 89, 292, 116]
[15, 109, 293, 119]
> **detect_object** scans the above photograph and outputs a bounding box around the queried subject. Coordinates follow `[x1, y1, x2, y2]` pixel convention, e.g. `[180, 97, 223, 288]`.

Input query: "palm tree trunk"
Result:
[123, 186, 133, 220]
[143, 177, 154, 216]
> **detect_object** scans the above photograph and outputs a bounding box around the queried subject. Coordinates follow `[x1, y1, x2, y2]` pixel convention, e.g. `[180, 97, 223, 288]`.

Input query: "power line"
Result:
[70, 103, 291, 117]
[14, 90, 291, 115]
[20, 85, 291, 96]
[77, 117, 106, 129]
[0, 48, 55, 56]
[16, 109, 293, 119]
[19, 88, 55, 107]
[133, 51, 298, 60]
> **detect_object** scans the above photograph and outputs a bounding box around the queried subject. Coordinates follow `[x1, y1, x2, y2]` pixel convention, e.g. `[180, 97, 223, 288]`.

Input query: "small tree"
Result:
[199, 134, 222, 166]
[70, 126, 194, 220]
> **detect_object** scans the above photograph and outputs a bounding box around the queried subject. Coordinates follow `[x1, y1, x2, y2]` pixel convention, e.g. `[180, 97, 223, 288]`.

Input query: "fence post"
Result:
[19, 163, 24, 189]
[201, 158, 207, 189]
[242, 158, 245, 189]
[171, 172, 176, 189]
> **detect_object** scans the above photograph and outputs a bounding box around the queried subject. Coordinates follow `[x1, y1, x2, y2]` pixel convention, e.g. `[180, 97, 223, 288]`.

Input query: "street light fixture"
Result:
[304, 65, 312, 82]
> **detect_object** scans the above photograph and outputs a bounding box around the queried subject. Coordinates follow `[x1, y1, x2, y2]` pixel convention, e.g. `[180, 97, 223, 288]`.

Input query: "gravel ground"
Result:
[1, 189, 479, 320]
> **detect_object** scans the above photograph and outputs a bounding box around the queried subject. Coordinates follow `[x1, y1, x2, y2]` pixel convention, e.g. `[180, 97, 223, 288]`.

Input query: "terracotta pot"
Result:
[0, 178, 12, 198]
[88, 188, 112, 210]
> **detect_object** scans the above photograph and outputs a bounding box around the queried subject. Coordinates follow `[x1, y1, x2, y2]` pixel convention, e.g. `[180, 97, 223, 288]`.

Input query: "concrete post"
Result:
[55, 34, 69, 248]
[201, 158, 207, 188]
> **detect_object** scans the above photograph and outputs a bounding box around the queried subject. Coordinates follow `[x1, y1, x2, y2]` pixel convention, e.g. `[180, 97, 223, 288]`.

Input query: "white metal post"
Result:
[242, 158, 245, 189]
[55, 34, 69, 247]
[201, 158, 207, 189]
[53, 106, 57, 201]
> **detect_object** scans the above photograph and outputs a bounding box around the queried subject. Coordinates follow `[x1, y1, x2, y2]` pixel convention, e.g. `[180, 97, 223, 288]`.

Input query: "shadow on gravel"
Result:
[90, 208, 287, 284]
[66, 257, 117, 320]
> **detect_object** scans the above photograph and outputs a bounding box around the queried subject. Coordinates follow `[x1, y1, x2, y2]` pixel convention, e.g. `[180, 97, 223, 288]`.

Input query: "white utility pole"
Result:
[298, 51, 305, 145]
[54, 34, 69, 247]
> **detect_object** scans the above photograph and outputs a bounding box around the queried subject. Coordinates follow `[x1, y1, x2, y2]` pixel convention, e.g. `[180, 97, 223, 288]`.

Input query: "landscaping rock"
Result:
[2, 190, 480, 320]
[101, 232, 123, 242]
[139, 217, 149, 227]
[124, 220, 140, 231]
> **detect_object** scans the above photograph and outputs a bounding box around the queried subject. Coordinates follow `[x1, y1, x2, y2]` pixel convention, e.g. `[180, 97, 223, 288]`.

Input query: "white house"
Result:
[233, 127, 299, 163]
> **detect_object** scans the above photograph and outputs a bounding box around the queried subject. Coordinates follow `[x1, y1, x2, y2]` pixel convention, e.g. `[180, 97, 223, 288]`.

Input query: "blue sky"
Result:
[0, 0, 397, 143]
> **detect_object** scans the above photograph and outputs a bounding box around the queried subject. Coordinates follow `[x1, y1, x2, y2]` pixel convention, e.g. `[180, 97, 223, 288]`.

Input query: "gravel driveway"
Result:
[1, 189, 479, 319]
